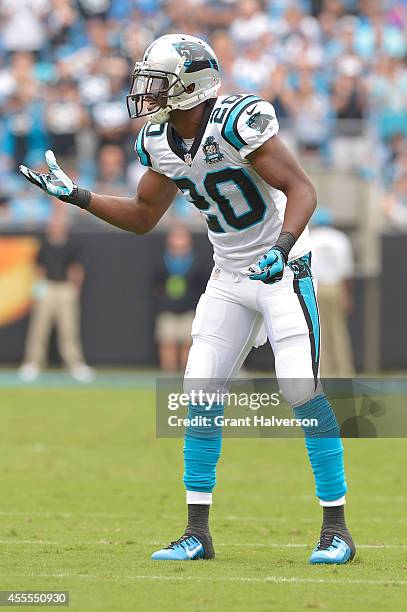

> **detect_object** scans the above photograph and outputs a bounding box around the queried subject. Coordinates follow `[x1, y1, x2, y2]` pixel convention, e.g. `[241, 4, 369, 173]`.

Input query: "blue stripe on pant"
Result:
[291, 254, 320, 386]
[183, 403, 223, 493]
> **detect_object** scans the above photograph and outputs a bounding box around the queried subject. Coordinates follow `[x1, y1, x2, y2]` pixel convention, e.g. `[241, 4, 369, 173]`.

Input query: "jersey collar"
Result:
[166, 98, 216, 166]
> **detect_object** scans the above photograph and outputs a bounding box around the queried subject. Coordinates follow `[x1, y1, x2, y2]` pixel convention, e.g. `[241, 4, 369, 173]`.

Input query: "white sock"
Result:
[320, 496, 346, 507]
[186, 491, 212, 505]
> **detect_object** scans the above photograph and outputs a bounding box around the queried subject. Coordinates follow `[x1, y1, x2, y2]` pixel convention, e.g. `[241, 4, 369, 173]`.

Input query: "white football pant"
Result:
[185, 259, 320, 407]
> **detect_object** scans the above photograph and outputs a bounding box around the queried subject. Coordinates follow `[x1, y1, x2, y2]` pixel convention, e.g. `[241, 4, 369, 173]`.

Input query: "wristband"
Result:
[60, 186, 92, 209]
[273, 231, 296, 264]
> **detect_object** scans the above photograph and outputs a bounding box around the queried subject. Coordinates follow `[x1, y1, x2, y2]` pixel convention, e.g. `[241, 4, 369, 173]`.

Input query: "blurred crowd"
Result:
[0, 0, 406, 228]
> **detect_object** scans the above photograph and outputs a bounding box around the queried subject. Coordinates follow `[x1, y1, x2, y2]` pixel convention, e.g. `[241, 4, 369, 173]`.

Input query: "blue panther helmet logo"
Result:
[173, 42, 219, 73]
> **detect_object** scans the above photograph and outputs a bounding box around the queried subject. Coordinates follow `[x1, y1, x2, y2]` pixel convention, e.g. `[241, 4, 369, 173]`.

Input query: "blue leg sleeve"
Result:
[294, 394, 347, 502]
[183, 403, 223, 493]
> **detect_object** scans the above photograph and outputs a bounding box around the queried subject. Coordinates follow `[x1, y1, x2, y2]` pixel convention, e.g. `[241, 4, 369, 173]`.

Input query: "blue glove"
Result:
[247, 247, 286, 285]
[19, 150, 91, 208]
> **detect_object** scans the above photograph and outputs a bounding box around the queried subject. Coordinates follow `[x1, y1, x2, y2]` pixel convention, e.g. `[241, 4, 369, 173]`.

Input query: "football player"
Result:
[20, 34, 355, 564]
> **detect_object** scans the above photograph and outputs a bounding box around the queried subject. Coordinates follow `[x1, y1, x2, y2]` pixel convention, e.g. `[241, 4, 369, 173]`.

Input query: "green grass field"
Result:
[0, 378, 406, 611]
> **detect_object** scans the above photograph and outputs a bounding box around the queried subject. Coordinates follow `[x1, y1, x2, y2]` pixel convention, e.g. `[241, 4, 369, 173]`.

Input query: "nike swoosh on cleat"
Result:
[185, 544, 203, 558]
[320, 544, 348, 558]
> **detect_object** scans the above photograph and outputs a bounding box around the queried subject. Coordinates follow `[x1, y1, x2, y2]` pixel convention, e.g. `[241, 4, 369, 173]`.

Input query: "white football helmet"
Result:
[126, 34, 221, 124]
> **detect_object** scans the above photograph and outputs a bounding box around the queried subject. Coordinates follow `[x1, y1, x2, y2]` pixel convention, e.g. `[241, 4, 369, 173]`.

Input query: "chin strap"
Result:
[149, 106, 172, 124]
[149, 89, 219, 125]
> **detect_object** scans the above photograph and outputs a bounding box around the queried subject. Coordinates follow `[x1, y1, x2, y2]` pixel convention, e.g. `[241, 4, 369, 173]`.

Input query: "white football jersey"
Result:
[136, 94, 310, 272]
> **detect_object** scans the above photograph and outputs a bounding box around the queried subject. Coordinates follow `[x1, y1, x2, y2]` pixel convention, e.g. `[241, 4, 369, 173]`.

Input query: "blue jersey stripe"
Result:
[222, 95, 261, 151]
[135, 125, 152, 167]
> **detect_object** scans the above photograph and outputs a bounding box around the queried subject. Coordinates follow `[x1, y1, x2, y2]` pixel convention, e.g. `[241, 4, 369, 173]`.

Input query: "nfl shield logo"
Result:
[184, 153, 193, 166]
[212, 267, 221, 279]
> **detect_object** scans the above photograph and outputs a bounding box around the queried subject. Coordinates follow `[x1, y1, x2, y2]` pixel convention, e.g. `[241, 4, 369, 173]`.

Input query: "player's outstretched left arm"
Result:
[19, 151, 178, 235]
[245, 135, 317, 284]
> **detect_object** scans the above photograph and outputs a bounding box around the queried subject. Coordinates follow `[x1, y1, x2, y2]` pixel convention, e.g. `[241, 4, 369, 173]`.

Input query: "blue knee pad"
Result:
[183, 403, 223, 493]
[294, 394, 347, 502]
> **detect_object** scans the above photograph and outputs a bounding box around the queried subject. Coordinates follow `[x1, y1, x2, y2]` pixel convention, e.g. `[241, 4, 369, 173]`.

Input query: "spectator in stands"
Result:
[0, 188, 11, 225]
[19, 210, 94, 382]
[85, 17, 113, 57]
[355, 0, 406, 60]
[44, 79, 88, 164]
[310, 208, 355, 377]
[0, 0, 50, 54]
[327, 15, 359, 62]
[77, 60, 111, 108]
[232, 41, 274, 95]
[153, 226, 206, 372]
[318, 2, 346, 56]
[94, 144, 130, 196]
[381, 132, 407, 189]
[194, 0, 236, 32]
[283, 30, 324, 70]
[211, 30, 238, 95]
[229, 0, 271, 46]
[332, 60, 365, 124]
[76, 0, 113, 20]
[277, 2, 321, 42]
[331, 58, 367, 169]
[1, 90, 47, 172]
[90, 58, 130, 153]
[287, 69, 331, 156]
[48, 0, 78, 49]
[383, 172, 407, 229]
[367, 56, 407, 141]
[262, 64, 292, 121]
[267, 0, 315, 19]
[6, 52, 39, 101]
[0, 144, 51, 227]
